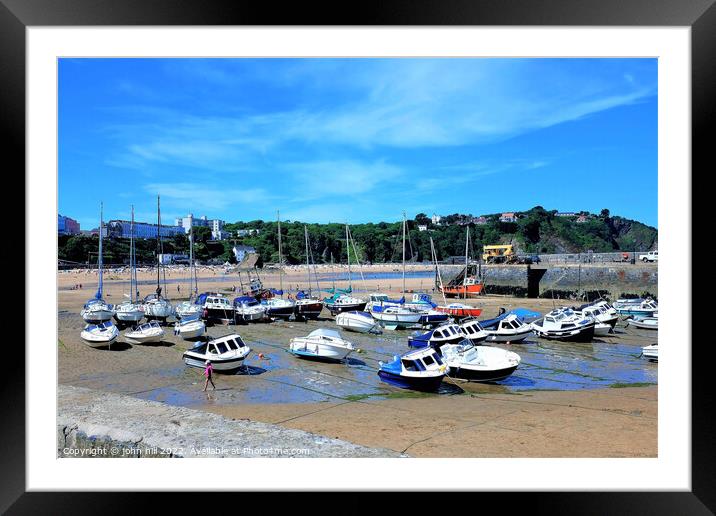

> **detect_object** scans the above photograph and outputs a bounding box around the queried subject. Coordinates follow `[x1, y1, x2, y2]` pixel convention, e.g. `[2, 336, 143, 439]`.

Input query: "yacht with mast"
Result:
[80, 203, 116, 323]
[293, 226, 324, 320]
[175, 227, 203, 319]
[114, 206, 144, 325]
[262, 210, 295, 319]
[440, 226, 483, 298]
[323, 224, 367, 315]
[142, 195, 174, 323]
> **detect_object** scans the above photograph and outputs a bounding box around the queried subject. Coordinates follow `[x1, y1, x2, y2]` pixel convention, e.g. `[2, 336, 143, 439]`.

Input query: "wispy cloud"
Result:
[143, 183, 276, 213]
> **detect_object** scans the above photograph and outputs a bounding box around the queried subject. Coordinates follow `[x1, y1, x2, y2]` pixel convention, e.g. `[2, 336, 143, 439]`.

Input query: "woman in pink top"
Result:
[203, 360, 215, 391]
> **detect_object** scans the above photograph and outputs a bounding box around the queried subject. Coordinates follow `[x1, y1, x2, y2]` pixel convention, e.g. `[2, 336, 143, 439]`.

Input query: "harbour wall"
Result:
[57, 385, 406, 458]
[438, 264, 657, 299]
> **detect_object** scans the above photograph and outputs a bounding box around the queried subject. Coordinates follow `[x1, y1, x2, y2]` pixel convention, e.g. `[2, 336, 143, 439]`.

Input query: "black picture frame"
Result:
[4, 0, 708, 512]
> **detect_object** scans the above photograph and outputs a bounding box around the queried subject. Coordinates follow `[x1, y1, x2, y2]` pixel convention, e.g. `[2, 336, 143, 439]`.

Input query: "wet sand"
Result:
[58, 266, 658, 457]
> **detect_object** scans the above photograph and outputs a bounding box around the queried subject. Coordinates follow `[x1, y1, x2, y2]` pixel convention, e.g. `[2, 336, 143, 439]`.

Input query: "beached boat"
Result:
[439, 343, 521, 382]
[80, 203, 116, 324]
[173, 315, 206, 340]
[578, 300, 618, 329]
[614, 298, 658, 317]
[233, 295, 266, 322]
[182, 333, 251, 372]
[114, 206, 144, 325]
[482, 314, 534, 343]
[369, 304, 422, 329]
[335, 311, 383, 334]
[441, 276, 484, 298]
[174, 301, 203, 320]
[377, 347, 447, 391]
[407, 323, 466, 349]
[530, 309, 595, 342]
[294, 294, 324, 320]
[289, 328, 355, 362]
[196, 293, 236, 323]
[80, 321, 119, 348]
[459, 317, 489, 345]
[124, 320, 165, 345]
[594, 322, 613, 336]
[143, 196, 174, 323]
[262, 297, 295, 320]
[418, 309, 450, 326]
[627, 316, 659, 330]
[642, 343, 658, 361]
[114, 301, 144, 325]
[324, 291, 367, 316]
[434, 303, 483, 319]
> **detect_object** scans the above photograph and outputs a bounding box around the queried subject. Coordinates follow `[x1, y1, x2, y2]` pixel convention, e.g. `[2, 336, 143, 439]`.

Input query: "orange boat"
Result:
[435, 303, 483, 319]
[440, 277, 483, 298]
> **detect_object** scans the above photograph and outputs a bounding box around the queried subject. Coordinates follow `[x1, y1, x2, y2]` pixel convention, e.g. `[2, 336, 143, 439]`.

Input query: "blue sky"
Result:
[59, 58, 657, 230]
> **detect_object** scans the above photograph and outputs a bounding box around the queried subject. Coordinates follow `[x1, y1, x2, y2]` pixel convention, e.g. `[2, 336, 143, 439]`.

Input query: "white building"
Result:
[232, 245, 256, 263]
[175, 213, 228, 240]
[417, 225, 428, 232]
[431, 214, 442, 225]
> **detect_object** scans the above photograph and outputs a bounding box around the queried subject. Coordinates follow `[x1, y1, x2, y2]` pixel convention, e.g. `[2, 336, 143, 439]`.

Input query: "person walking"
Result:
[203, 360, 215, 391]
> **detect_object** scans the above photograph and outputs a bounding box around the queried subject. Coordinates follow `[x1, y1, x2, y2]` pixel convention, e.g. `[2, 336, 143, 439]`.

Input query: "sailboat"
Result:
[114, 205, 144, 325]
[262, 210, 295, 320]
[432, 231, 483, 320]
[80, 203, 116, 323]
[440, 226, 483, 298]
[175, 226, 203, 319]
[293, 226, 324, 320]
[142, 195, 174, 323]
[323, 224, 367, 315]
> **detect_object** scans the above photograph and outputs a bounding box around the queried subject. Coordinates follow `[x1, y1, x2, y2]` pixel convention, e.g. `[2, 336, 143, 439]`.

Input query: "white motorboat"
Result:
[80, 321, 119, 348]
[233, 296, 267, 322]
[173, 316, 206, 340]
[324, 292, 368, 316]
[369, 303, 422, 329]
[642, 343, 658, 361]
[142, 293, 175, 323]
[378, 346, 447, 391]
[460, 317, 489, 345]
[482, 314, 534, 343]
[614, 298, 658, 317]
[182, 333, 251, 372]
[531, 308, 596, 342]
[197, 293, 236, 323]
[262, 297, 295, 320]
[578, 300, 619, 329]
[408, 323, 466, 349]
[124, 320, 165, 344]
[81, 298, 116, 323]
[628, 316, 659, 330]
[289, 328, 355, 361]
[594, 322, 612, 336]
[439, 343, 521, 382]
[335, 311, 383, 334]
[175, 300, 203, 319]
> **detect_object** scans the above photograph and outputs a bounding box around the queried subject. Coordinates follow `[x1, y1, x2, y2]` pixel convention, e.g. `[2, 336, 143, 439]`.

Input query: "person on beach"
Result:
[203, 360, 215, 391]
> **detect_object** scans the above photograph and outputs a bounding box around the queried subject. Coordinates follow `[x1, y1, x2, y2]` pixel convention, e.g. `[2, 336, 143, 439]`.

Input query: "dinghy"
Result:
[439, 343, 521, 382]
[124, 320, 165, 345]
[530, 309, 595, 342]
[233, 296, 267, 322]
[483, 314, 534, 343]
[335, 311, 383, 334]
[173, 315, 206, 340]
[642, 343, 658, 361]
[289, 328, 355, 361]
[460, 317, 489, 345]
[407, 323, 466, 349]
[182, 334, 251, 372]
[80, 321, 119, 348]
[378, 347, 447, 391]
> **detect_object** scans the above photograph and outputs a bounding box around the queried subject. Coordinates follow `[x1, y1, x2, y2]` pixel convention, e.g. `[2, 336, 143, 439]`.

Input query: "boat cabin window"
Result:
[401, 359, 422, 372]
[422, 354, 435, 367]
[225, 339, 238, 351]
[215, 341, 229, 354]
[208, 344, 218, 355]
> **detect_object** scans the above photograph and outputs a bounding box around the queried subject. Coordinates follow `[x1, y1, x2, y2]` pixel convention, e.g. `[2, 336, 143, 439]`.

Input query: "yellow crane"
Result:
[482, 244, 516, 264]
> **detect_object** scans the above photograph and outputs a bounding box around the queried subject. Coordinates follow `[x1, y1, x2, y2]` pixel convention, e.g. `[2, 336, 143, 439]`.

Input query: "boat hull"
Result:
[326, 302, 367, 316]
[484, 329, 533, 343]
[124, 330, 165, 345]
[447, 364, 518, 382]
[441, 283, 483, 298]
[81, 309, 115, 323]
[235, 309, 266, 322]
[435, 306, 483, 319]
[294, 301, 323, 320]
[266, 306, 295, 320]
[532, 324, 595, 342]
[114, 310, 144, 323]
[182, 353, 248, 372]
[335, 313, 382, 334]
[377, 370, 445, 391]
[80, 334, 118, 348]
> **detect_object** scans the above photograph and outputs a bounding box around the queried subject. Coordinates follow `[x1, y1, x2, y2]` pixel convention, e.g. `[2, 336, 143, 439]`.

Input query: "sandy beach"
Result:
[58, 265, 658, 458]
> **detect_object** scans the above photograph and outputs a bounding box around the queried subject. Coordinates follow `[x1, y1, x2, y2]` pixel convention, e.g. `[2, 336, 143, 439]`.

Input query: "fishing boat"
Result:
[377, 347, 447, 391]
[614, 298, 658, 317]
[114, 206, 144, 326]
[459, 317, 489, 345]
[434, 303, 483, 319]
[577, 300, 618, 329]
[80, 321, 119, 348]
[642, 343, 658, 361]
[440, 227, 483, 298]
[407, 323, 466, 349]
[182, 333, 251, 372]
[627, 316, 659, 330]
[530, 308, 595, 342]
[173, 315, 206, 340]
[335, 311, 383, 334]
[233, 295, 267, 322]
[369, 304, 422, 329]
[80, 203, 116, 323]
[439, 343, 521, 382]
[196, 292, 236, 323]
[124, 320, 165, 345]
[288, 328, 355, 362]
[142, 196, 174, 323]
[482, 314, 534, 343]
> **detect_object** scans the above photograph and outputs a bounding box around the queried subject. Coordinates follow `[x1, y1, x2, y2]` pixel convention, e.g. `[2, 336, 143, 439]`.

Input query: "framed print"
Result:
[3, 0, 710, 511]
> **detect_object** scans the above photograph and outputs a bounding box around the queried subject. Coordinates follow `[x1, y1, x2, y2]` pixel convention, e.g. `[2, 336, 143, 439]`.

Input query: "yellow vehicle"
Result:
[482, 244, 516, 264]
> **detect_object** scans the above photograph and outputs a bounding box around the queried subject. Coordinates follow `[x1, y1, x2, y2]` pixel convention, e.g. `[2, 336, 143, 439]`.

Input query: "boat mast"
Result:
[463, 226, 469, 300]
[402, 212, 406, 295]
[188, 225, 195, 298]
[277, 210, 283, 295]
[304, 225, 311, 296]
[346, 224, 352, 291]
[156, 195, 161, 297]
[97, 202, 103, 299]
[431, 236, 448, 306]
[130, 205, 135, 303]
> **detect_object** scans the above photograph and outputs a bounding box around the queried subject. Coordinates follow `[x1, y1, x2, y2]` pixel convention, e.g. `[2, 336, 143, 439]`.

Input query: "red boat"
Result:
[435, 303, 483, 319]
[440, 277, 483, 298]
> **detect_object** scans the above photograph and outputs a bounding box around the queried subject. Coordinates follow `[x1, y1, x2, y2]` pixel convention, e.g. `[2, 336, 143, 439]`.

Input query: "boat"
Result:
[262, 296, 295, 320]
[594, 322, 613, 336]
[175, 228, 203, 320]
[434, 303, 483, 319]
[114, 206, 144, 326]
[627, 316, 659, 330]
[614, 298, 658, 317]
[418, 309, 450, 326]
[377, 347, 447, 391]
[439, 343, 521, 382]
[439, 227, 483, 298]
[124, 320, 165, 344]
[323, 292, 368, 316]
[335, 311, 383, 334]
[142, 196, 174, 323]
[459, 317, 489, 345]
[80, 203, 116, 323]
[369, 304, 422, 329]
[288, 328, 355, 361]
[407, 323, 466, 349]
[577, 300, 618, 329]
[182, 333, 252, 372]
[233, 295, 267, 322]
[642, 343, 658, 361]
[80, 321, 119, 348]
[196, 292, 236, 323]
[530, 308, 595, 342]
[294, 292, 323, 320]
[482, 313, 534, 343]
[173, 315, 206, 340]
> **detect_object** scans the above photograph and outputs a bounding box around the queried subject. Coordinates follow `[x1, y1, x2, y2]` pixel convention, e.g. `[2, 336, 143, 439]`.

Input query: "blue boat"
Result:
[407, 323, 466, 349]
[377, 347, 447, 391]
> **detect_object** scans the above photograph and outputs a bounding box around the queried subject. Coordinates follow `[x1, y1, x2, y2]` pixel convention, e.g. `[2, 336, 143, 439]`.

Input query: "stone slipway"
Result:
[57, 385, 405, 458]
